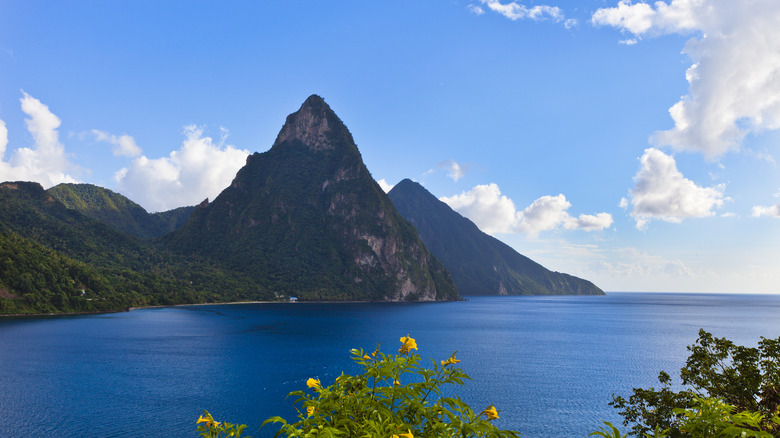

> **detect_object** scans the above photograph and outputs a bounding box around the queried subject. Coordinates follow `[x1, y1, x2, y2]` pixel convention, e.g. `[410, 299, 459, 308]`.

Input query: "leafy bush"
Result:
[600, 329, 780, 437]
[199, 336, 520, 438]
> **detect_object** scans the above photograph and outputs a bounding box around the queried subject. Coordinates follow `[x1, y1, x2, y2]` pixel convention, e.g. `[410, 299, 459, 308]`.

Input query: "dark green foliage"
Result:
[388, 179, 604, 295]
[48, 183, 194, 238]
[0, 181, 271, 314]
[610, 329, 780, 437]
[165, 95, 458, 302]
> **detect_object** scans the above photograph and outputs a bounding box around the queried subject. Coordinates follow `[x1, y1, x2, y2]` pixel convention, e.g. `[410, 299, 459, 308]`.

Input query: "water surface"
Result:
[2, 292, 779, 437]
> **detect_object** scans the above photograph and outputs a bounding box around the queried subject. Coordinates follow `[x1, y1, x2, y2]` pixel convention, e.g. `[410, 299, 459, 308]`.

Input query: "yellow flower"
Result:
[196, 414, 220, 428]
[481, 405, 499, 420]
[363, 354, 371, 360]
[371, 351, 377, 357]
[393, 379, 401, 386]
[399, 430, 414, 438]
[399, 335, 418, 355]
[306, 377, 321, 390]
[440, 354, 461, 367]
[306, 406, 315, 417]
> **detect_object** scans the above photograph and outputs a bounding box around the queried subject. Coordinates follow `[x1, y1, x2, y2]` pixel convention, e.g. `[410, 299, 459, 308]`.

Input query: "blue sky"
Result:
[1, 0, 779, 293]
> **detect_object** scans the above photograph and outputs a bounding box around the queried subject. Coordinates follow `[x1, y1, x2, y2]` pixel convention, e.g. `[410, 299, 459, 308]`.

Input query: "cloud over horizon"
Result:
[593, 0, 780, 159]
[622, 148, 725, 229]
[440, 183, 613, 237]
[0, 92, 79, 188]
[114, 125, 249, 212]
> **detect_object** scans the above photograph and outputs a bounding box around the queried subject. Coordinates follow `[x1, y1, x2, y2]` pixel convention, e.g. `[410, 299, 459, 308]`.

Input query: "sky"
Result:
[1, 0, 779, 293]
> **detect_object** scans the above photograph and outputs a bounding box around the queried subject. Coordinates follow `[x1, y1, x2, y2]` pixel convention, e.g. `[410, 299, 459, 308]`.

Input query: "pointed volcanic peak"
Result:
[272, 94, 359, 155]
[388, 179, 604, 296]
[166, 96, 458, 302]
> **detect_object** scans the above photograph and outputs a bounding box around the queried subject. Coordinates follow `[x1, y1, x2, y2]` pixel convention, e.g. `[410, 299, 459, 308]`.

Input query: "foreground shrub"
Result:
[200, 335, 521, 438]
[600, 329, 780, 437]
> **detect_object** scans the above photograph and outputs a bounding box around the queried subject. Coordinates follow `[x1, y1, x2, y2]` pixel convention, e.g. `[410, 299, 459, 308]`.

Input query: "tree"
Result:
[609, 329, 780, 437]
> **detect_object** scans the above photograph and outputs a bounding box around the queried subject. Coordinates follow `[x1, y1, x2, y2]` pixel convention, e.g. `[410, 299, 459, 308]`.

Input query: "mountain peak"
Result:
[272, 94, 353, 152]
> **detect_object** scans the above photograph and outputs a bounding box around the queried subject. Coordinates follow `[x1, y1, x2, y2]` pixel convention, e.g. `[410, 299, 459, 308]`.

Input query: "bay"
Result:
[2, 292, 780, 437]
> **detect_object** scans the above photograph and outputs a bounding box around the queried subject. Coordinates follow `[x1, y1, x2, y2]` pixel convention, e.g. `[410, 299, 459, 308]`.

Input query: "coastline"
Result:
[0, 299, 392, 318]
[1, 296, 472, 318]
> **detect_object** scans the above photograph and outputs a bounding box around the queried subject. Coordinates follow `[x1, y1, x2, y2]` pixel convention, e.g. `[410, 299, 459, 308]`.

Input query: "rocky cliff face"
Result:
[165, 95, 458, 301]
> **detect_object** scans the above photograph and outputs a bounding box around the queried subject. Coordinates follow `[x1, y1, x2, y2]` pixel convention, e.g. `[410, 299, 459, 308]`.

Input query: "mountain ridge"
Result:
[164, 95, 458, 302]
[47, 183, 194, 239]
[388, 178, 603, 295]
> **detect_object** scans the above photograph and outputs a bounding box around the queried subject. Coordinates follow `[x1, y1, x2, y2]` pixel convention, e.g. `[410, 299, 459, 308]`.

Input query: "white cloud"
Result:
[593, 0, 780, 159]
[114, 125, 249, 212]
[625, 148, 725, 229]
[468, 4, 485, 15]
[0, 92, 78, 187]
[441, 183, 518, 234]
[477, 0, 573, 25]
[751, 204, 780, 218]
[377, 178, 394, 193]
[566, 212, 615, 231]
[440, 183, 612, 236]
[437, 159, 470, 182]
[92, 129, 142, 157]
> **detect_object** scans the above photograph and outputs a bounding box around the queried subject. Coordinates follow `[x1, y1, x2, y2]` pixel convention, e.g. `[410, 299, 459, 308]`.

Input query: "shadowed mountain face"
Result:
[47, 183, 194, 239]
[388, 179, 604, 295]
[165, 95, 458, 301]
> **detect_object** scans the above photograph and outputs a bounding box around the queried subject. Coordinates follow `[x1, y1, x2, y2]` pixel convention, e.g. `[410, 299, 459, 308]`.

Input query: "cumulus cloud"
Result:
[592, 0, 780, 159]
[92, 129, 142, 157]
[751, 204, 780, 218]
[474, 0, 576, 26]
[114, 125, 249, 212]
[377, 178, 394, 193]
[624, 148, 725, 229]
[440, 183, 613, 236]
[0, 92, 78, 187]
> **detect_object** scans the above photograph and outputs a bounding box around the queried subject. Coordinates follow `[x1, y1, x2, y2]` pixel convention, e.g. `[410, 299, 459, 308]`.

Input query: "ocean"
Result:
[2, 292, 779, 437]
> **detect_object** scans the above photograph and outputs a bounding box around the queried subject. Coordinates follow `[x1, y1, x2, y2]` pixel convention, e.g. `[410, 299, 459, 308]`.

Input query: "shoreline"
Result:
[1, 298, 445, 318]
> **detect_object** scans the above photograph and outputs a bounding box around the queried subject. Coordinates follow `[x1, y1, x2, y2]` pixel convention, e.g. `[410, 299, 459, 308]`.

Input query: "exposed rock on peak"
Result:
[272, 94, 357, 154]
[166, 97, 458, 302]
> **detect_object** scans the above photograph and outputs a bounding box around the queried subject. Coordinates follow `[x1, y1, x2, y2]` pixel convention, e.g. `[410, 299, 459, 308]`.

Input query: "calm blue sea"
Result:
[2, 292, 780, 438]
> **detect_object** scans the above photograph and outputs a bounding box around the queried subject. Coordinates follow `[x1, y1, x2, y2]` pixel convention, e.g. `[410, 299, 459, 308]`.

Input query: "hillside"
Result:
[0, 181, 269, 314]
[388, 179, 603, 295]
[48, 183, 194, 238]
[165, 95, 458, 301]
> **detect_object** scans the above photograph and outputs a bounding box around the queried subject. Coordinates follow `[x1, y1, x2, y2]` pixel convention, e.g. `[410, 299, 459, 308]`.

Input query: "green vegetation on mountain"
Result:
[48, 183, 194, 238]
[0, 181, 270, 314]
[388, 179, 603, 295]
[165, 95, 457, 302]
[1, 95, 458, 314]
